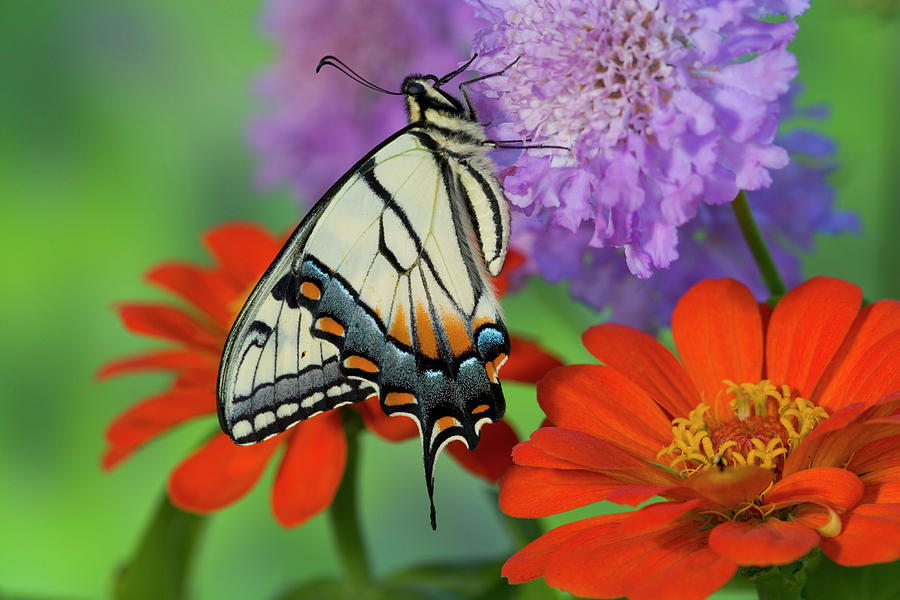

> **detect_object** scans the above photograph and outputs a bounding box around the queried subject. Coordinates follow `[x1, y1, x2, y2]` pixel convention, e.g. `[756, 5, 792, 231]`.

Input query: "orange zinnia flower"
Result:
[500, 277, 900, 600]
[100, 223, 561, 527]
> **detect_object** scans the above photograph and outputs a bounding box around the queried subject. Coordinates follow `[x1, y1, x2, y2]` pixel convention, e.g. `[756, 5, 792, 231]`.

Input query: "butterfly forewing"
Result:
[218, 73, 511, 526]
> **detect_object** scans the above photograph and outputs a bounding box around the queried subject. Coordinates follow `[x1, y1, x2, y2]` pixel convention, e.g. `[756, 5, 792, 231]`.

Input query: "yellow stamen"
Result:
[660, 380, 828, 477]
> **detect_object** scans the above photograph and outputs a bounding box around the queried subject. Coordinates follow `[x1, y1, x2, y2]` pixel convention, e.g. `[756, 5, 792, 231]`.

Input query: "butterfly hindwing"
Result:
[217, 202, 379, 444]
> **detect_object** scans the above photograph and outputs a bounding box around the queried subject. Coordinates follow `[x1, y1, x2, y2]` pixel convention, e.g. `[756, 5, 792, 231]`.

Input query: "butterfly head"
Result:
[402, 75, 469, 124]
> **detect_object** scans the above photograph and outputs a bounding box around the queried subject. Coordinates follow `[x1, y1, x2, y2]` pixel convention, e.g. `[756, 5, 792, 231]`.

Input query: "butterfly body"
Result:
[217, 68, 510, 526]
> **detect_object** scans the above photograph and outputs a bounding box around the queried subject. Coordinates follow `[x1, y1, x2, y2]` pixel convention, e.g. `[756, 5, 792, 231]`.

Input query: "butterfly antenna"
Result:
[436, 54, 479, 86]
[316, 55, 403, 95]
[459, 55, 521, 90]
[488, 141, 571, 151]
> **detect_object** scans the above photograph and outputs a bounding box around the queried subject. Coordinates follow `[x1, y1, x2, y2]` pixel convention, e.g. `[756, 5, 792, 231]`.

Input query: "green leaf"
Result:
[113, 495, 206, 600]
[803, 556, 900, 600]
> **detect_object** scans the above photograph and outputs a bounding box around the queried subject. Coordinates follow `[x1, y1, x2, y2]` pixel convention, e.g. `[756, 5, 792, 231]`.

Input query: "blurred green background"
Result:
[0, 0, 898, 598]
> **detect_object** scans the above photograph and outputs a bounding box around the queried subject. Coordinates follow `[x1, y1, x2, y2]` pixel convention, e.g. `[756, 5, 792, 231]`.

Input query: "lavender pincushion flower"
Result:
[510, 90, 858, 332]
[467, 0, 808, 277]
[251, 0, 483, 201]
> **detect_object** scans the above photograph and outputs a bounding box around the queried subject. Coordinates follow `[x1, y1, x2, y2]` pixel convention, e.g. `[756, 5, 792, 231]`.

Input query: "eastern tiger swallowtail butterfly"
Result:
[218, 56, 515, 528]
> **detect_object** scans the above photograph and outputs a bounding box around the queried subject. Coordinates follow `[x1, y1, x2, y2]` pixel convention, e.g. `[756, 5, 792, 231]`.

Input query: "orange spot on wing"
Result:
[472, 404, 491, 414]
[389, 303, 412, 347]
[343, 355, 379, 373]
[485, 352, 508, 384]
[300, 281, 321, 300]
[415, 303, 440, 359]
[439, 309, 472, 356]
[316, 317, 344, 337]
[385, 392, 417, 406]
[473, 316, 496, 331]
[435, 416, 460, 433]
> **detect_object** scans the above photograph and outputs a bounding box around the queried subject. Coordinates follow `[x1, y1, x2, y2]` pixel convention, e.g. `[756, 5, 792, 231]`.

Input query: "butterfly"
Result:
[217, 56, 515, 528]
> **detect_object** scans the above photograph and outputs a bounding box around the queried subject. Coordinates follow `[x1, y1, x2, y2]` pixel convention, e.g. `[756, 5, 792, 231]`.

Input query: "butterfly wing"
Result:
[217, 128, 510, 525]
[215, 191, 378, 444]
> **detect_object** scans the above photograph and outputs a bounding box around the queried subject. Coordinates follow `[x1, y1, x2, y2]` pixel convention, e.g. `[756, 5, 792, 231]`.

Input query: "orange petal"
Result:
[784, 396, 900, 476]
[622, 540, 736, 600]
[97, 350, 215, 379]
[204, 223, 282, 290]
[102, 388, 214, 469]
[529, 427, 647, 470]
[583, 323, 699, 418]
[819, 335, 900, 414]
[168, 434, 281, 513]
[766, 277, 861, 399]
[682, 465, 775, 509]
[792, 504, 834, 531]
[498, 465, 621, 518]
[782, 401, 870, 476]
[502, 514, 621, 585]
[671, 279, 762, 418]
[820, 503, 900, 566]
[859, 466, 900, 504]
[707, 519, 819, 566]
[271, 412, 346, 528]
[501, 335, 563, 384]
[117, 304, 222, 352]
[447, 420, 518, 482]
[764, 467, 863, 511]
[620, 499, 706, 535]
[849, 433, 900, 473]
[546, 520, 646, 599]
[544, 517, 734, 600]
[606, 484, 674, 506]
[528, 427, 678, 485]
[537, 365, 673, 462]
[355, 396, 417, 441]
[813, 301, 900, 412]
[511, 437, 588, 470]
[147, 262, 239, 328]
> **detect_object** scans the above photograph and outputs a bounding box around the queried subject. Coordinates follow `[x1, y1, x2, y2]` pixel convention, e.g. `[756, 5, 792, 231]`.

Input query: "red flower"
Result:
[100, 223, 561, 527]
[500, 277, 900, 600]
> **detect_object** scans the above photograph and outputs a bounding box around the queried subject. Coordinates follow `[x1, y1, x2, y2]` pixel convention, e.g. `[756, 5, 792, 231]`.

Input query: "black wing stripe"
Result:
[361, 157, 424, 254]
[461, 163, 505, 263]
[439, 156, 485, 309]
[361, 154, 460, 309]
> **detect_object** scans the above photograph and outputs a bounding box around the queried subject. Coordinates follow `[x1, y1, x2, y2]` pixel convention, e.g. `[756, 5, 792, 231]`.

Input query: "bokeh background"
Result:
[1, 0, 898, 598]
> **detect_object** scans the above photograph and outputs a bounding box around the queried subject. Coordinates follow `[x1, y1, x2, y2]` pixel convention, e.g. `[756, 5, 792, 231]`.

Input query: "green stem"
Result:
[329, 411, 370, 588]
[731, 191, 787, 298]
[114, 495, 206, 600]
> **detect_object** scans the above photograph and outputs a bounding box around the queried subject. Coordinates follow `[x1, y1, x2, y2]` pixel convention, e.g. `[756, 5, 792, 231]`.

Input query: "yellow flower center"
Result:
[659, 380, 829, 476]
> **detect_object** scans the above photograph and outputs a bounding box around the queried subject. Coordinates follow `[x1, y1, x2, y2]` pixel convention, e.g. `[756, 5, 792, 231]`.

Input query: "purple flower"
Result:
[510, 88, 859, 332]
[467, 0, 807, 277]
[250, 0, 484, 201]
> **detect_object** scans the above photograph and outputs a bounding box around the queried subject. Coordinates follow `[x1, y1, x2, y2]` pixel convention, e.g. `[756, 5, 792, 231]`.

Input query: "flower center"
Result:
[659, 380, 829, 476]
[495, 0, 682, 155]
